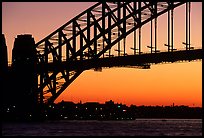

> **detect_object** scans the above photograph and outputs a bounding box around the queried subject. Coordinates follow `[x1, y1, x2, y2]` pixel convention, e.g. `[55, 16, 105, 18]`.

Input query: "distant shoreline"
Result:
[2, 100, 202, 122]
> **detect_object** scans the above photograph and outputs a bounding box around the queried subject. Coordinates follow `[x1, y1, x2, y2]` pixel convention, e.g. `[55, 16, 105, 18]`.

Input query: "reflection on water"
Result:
[2, 119, 202, 136]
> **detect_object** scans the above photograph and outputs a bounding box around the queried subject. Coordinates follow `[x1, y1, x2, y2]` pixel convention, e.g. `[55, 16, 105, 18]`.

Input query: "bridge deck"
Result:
[37, 49, 202, 72]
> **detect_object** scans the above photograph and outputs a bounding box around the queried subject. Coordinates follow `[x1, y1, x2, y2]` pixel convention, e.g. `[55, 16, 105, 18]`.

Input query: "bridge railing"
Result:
[45, 46, 202, 63]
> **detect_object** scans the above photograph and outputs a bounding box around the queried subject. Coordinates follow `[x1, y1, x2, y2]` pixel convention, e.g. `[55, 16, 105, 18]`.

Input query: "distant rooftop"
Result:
[17, 34, 33, 38]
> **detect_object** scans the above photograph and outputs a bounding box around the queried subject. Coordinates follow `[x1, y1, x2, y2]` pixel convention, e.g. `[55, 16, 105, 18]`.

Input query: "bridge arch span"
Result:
[35, 2, 201, 104]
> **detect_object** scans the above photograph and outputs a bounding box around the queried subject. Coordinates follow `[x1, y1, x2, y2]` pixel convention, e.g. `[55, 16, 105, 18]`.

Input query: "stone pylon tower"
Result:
[11, 34, 38, 116]
[1, 34, 9, 108]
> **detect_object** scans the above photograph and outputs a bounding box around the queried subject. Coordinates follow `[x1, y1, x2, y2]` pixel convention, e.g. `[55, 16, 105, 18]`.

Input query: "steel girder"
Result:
[35, 2, 186, 104]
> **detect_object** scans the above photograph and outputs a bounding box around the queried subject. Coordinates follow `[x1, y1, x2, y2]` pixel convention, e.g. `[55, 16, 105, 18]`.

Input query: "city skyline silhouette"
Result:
[2, 2, 202, 108]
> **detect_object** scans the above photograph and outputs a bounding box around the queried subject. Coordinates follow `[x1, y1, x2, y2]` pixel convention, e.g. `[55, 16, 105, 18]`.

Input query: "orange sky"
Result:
[2, 2, 202, 107]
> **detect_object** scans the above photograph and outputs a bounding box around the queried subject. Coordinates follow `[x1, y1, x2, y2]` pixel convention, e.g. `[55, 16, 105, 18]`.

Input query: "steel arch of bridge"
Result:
[35, 2, 194, 104]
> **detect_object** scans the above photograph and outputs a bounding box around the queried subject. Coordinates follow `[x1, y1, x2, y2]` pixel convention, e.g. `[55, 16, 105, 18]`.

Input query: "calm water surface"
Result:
[2, 119, 202, 136]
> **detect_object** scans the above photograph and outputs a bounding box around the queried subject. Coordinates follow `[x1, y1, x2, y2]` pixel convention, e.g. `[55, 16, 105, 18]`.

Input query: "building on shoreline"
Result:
[2, 100, 202, 122]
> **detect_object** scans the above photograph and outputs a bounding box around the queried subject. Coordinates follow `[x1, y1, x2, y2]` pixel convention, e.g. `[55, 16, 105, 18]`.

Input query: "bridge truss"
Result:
[35, 2, 195, 104]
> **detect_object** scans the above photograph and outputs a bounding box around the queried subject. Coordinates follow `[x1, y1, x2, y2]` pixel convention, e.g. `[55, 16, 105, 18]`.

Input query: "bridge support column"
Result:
[10, 34, 39, 121]
[186, 2, 191, 50]
[2, 34, 9, 118]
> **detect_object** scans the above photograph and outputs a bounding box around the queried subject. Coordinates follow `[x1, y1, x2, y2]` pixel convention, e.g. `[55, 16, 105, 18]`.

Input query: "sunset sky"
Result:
[2, 2, 202, 107]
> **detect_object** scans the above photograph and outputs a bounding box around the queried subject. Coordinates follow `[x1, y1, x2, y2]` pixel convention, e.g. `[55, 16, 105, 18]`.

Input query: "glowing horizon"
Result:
[2, 2, 202, 107]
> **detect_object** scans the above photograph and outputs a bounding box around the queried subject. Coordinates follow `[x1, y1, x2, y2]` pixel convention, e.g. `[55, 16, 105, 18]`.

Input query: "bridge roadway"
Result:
[36, 49, 202, 73]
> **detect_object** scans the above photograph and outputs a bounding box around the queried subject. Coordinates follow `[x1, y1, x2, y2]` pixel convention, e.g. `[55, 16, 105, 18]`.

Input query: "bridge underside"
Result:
[38, 49, 202, 72]
[34, 2, 202, 104]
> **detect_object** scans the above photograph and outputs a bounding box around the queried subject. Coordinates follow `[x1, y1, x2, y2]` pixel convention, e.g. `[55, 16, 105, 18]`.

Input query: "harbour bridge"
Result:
[20, 2, 202, 105]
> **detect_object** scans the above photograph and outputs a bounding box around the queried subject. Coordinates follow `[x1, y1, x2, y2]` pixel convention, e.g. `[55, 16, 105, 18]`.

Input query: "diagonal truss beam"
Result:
[35, 2, 187, 104]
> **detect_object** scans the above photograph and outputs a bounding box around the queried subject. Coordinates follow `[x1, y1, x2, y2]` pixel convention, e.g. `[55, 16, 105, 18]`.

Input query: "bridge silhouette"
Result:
[1, 2, 202, 121]
[32, 2, 202, 105]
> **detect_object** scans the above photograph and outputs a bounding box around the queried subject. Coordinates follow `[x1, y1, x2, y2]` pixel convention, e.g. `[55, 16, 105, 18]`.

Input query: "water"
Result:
[2, 119, 202, 136]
